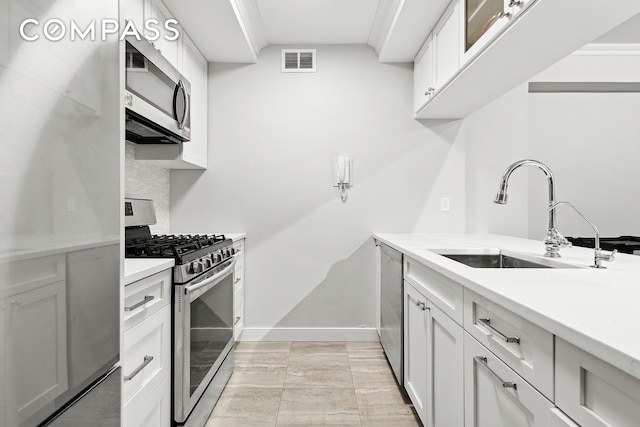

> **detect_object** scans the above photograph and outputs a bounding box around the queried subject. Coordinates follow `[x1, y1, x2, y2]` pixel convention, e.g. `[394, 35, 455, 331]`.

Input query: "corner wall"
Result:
[170, 44, 466, 339]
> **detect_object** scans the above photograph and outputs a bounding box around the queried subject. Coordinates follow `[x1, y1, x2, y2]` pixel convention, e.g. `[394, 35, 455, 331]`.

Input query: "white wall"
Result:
[528, 93, 640, 238]
[464, 83, 530, 237]
[170, 44, 466, 339]
[464, 76, 640, 242]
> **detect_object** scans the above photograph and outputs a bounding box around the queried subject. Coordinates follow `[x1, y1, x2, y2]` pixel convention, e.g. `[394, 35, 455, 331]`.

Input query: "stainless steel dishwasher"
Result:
[379, 243, 403, 385]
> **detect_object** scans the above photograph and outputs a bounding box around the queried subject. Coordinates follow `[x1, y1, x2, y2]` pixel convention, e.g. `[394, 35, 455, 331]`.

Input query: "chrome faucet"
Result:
[494, 159, 570, 258]
[548, 201, 616, 268]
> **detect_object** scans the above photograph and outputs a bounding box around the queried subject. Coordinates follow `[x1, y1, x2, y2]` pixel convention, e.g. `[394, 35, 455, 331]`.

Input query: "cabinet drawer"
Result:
[464, 288, 553, 399]
[232, 238, 245, 253]
[234, 257, 244, 285]
[404, 257, 463, 325]
[464, 332, 553, 427]
[124, 378, 171, 427]
[123, 305, 171, 409]
[124, 269, 171, 331]
[0, 254, 65, 294]
[556, 338, 640, 427]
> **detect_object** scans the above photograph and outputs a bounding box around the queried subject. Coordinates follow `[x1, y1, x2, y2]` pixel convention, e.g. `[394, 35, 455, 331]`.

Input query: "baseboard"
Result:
[239, 327, 380, 342]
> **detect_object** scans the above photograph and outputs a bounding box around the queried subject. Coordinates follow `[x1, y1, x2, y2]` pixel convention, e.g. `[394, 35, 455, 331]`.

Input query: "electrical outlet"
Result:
[440, 197, 450, 212]
[67, 197, 76, 212]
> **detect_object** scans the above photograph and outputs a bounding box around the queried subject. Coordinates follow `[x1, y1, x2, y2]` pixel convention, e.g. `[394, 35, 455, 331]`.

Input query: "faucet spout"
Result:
[494, 159, 569, 257]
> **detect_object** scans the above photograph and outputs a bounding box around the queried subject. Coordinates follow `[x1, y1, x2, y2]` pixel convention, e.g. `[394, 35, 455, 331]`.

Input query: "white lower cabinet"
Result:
[123, 269, 172, 427]
[556, 338, 640, 427]
[464, 332, 553, 427]
[124, 377, 171, 427]
[233, 239, 245, 339]
[404, 281, 463, 427]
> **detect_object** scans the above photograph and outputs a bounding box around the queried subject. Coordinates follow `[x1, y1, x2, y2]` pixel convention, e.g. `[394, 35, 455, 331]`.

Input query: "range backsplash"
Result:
[125, 142, 170, 234]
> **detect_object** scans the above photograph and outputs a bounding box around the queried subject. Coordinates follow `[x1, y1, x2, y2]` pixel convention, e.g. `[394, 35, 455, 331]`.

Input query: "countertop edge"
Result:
[124, 259, 175, 285]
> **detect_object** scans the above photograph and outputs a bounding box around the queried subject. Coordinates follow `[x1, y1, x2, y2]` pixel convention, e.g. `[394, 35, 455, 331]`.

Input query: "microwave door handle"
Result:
[181, 83, 190, 131]
[174, 79, 188, 130]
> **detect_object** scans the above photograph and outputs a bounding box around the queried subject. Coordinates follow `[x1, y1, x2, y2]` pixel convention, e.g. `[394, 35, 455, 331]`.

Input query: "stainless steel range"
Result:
[125, 198, 236, 427]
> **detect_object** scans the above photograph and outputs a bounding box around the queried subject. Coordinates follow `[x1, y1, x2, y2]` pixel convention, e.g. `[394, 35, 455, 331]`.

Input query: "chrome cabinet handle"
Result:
[475, 356, 517, 389]
[424, 87, 435, 96]
[415, 301, 428, 311]
[478, 317, 520, 344]
[235, 316, 241, 325]
[124, 355, 154, 381]
[508, 0, 522, 6]
[498, 11, 511, 18]
[234, 278, 241, 284]
[125, 295, 154, 312]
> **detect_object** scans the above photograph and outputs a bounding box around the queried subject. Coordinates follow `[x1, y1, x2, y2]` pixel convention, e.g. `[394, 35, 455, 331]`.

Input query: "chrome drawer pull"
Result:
[235, 316, 241, 325]
[124, 355, 154, 381]
[125, 295, 154, 311]
[478, 317, 520, 344]
[234, 278, 241, 284]
[474, 356, 517, 389]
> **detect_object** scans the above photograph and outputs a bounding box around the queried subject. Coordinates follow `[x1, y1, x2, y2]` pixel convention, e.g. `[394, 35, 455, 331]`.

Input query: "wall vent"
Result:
[281, 49, 316, 73]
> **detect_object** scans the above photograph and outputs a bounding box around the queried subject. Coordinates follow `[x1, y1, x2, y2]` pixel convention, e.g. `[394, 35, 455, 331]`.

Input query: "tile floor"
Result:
[206, 341, 421, 427]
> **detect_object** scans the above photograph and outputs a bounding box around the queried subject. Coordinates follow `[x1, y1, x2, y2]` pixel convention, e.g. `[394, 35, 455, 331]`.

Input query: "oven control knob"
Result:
[229, 248, 236, 256]
[190, 262, 203, 274]
[203, 259, 211, 269]
[215, 253, 222, 262]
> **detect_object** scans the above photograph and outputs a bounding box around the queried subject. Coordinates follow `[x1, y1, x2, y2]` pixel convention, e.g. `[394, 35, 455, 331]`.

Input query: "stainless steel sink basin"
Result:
[441, 253, 567, 269]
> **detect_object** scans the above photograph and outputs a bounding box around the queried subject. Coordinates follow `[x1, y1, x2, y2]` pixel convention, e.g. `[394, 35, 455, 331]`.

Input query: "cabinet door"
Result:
[180, 33, 208, 169]
[124, 0, 145, 30]
[124, 378, 171, 427]
[461, 0, 513, 64]
[414, 35, 435, 112]
[556, 338, 640, 427]
[404, 282, 429, 422]
[464, 332, 553, 427]
[4, 281, 68, 427]
[148, 0, 180, 68]
[429, 302, 463, 427]
[123, 305, 171, 414]
[433, 1, 460, 90]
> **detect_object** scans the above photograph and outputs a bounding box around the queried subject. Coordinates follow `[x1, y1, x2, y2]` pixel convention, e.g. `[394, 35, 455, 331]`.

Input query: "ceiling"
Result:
[163, 1, 640, 64]
[255, 0, 380, 45]
[164, 0, 438, 63]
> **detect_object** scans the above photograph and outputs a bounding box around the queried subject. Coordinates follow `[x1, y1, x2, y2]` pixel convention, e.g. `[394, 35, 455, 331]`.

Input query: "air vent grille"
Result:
[281, 49, 316, 73]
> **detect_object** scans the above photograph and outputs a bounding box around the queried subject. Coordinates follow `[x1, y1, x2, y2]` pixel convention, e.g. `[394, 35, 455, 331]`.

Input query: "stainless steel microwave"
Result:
[125, 36, 191, 144]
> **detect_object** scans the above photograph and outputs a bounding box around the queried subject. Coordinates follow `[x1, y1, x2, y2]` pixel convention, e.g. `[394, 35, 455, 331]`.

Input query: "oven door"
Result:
[174, 259, 235, 424]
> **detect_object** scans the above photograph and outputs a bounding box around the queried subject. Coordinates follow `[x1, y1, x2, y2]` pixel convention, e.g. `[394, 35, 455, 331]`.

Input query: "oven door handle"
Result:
[185, 259, 235, 296]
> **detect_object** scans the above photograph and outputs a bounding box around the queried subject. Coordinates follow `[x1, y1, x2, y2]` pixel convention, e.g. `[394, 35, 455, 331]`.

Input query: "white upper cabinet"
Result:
[147, 0, 180, 69]
[414, 0, 640, 119]
[414, 36, 435, 112]
[433, 1, 460, 89]
[178, 34, 208, 169]
[127, 0, 209, 169]
[461, 0, 513, 64]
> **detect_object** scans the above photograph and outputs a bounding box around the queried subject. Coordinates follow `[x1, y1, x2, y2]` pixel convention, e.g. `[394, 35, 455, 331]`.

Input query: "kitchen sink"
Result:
[440, 253, 574, 269]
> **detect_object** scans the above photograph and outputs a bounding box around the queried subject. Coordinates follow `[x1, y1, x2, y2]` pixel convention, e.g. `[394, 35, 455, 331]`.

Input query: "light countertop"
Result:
[374, 233, 640, 381]
[0, 234, 119, 263]
[124, 258, 175, 285]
